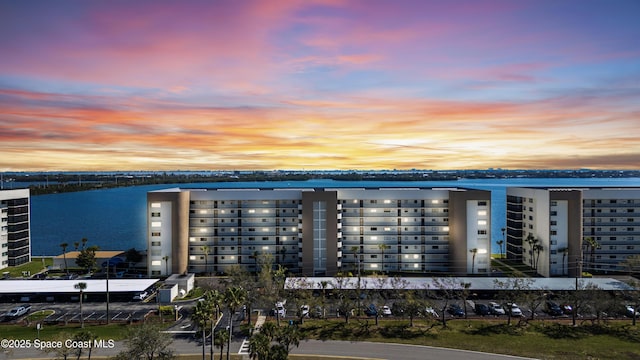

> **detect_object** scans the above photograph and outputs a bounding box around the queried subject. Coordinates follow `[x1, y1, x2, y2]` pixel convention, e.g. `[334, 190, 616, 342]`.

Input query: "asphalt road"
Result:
[3, 336, 537, 360]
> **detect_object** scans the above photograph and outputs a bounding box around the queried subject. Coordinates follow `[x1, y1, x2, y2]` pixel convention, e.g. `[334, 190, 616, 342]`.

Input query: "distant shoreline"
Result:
[4, 169, 640, 195]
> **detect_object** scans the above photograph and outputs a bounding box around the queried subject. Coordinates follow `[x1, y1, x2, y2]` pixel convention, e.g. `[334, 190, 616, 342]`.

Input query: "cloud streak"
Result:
[0, 0, 639, 171]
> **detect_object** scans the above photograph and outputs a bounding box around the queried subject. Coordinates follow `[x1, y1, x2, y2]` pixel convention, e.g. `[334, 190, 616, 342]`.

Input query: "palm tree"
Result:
[205, 289, 224, 360]
[378, 243, 390, 273]
[201, 245, 210, 275]
[216, 329, 229, 360]
[558, 247, 569, 276]
[223, 287, 247, 360]
[469, 248, 478, 274]
[60, 242, 69, 274]
[533, 243, 543, 271]
[73, 242, 80, 251]
[191, 299, 212, 360]
[81, 237, 88, 250]
[74, 282, 87, 328]
[162, 255, 169, 275]
[583, 237, 600, 273]
[525, 234, 537, 268]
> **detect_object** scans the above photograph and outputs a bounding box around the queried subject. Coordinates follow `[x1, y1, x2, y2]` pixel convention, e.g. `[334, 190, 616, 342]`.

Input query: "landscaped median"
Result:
[295, 318, 640, 360]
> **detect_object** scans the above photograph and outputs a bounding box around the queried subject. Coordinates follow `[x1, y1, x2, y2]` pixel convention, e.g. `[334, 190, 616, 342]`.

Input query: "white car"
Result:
[489, 302, 506, 315]
[133, 291, 148, 301]
[5, 304, 31, 319]
[275, 302, 286, 317]
[424, 307, 438, 318]
[509, 303, 523, 317]
[381, 305, 392, 316]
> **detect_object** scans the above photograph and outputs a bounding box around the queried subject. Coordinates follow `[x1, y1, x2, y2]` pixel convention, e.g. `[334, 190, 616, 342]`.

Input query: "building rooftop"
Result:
[285, 277, 636, 292]
[0, 279, 158, 294]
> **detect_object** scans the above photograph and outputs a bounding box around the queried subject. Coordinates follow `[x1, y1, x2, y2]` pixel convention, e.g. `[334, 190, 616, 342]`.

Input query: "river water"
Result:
[29, 177, 640, 256]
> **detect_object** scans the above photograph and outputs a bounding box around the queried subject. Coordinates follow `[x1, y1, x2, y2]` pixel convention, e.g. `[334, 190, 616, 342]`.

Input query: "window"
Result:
[151, 241, 161, 246]
[151, 212, 161, 217]
[151, 232, 161, 237]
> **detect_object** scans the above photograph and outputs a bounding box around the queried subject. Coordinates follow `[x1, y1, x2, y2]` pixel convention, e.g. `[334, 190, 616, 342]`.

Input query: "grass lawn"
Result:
[3, 258, 53, 278]
[298, 318, 640, 360]
[0, 323, 132, 341]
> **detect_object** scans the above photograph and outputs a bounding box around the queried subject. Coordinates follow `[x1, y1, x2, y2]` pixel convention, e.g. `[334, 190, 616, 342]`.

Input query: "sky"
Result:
[1, 0, 639, 172]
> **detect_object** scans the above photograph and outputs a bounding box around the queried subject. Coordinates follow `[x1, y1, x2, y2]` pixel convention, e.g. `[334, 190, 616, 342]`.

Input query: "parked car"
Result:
[275, 301, 286, 318]
[561, 303, 573, 315]
[625, 305, 639, 318]
[364, 304, 378, 317]
[424, 307, 439, 318]
[474, 303, 491, 316]
[381, 305, 392, 317]
[489, 302, 506, 315]
[132, 290, 148, 301]
[4, 304, 31, 319]
[545, 301, 563, 316]
[447, 304, 465, 317]
[508, 303, 523, 317]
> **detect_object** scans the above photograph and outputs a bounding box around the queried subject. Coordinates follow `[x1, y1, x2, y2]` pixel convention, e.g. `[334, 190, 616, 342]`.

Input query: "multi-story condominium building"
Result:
[505, 187, 582, 277]
[0, 189, 31, 269]
[506, 187, 640, 277]
[583, 188, 640, 273]
[147, 187, 491, 277]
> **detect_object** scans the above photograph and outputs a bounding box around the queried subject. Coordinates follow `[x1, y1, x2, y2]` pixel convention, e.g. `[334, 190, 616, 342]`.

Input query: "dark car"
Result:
[364, 304, 378, 317]
[447, 304, 465, 317]
[545, 301, 563, 316]
[474, 303, 491, 316]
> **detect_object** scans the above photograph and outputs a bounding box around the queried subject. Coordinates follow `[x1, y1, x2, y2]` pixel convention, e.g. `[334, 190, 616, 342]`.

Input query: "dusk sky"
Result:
[1, 0, 639, 171]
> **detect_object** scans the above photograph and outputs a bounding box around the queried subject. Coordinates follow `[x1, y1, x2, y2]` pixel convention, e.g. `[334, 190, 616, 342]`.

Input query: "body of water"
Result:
[30, 178, 640, 256]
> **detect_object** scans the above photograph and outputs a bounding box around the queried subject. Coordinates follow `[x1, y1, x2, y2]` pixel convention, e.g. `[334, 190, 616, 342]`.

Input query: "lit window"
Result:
[413, 254, 419, 259]
[199, 228, 207, 233]
[443, 226, 449, 231]
[383, 200, 391, 204]
[151, 203, 161, 208]
[220, 210, 225, 214]
[371, 236, 378, 240]
[432, 200, 439, 204]
[413, 264, 419, 268]
[199, 210, 207, 214]
[371, 209, 377, 213]
[151, 221, 161, 227]
[478, 220, 487, 226]
[353, 199, 358, 203]
[282, 236, 287, 240]
[370, 264, 378, 268]
[262, 209, 269, 213]
[291, 227, 296, 231]
[384, 227, 391, 231]
[353, 227, 358, 231]
[189, 237, 196, 242]
[478, 210, 487, 216]
[248, 209, 255, 213]
[262, 228, 268, 232]
[189, 256, 196, 260]
[262, 246, 269, 250]
[151, 260, 161, 266]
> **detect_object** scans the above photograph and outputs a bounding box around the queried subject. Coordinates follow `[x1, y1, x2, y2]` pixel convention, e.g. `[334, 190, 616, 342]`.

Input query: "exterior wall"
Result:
[550, 190, 582, 278]
[301, 191, 339, 276]
[0, 189, 31, 269]
[147, 189, 189, 276]
[449, 190, 491, 275]
[147, 187, 491, 277]
[582, 188, 640, 273]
